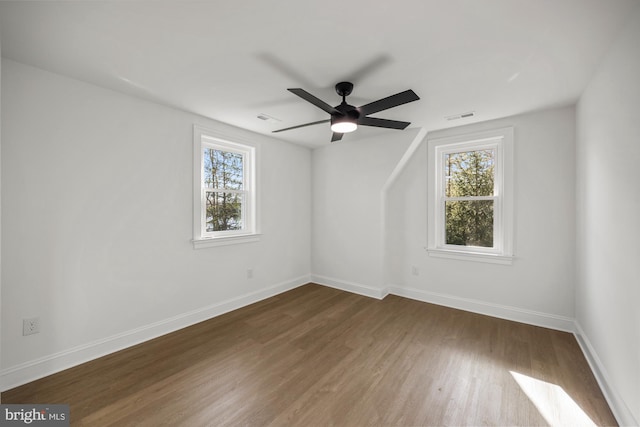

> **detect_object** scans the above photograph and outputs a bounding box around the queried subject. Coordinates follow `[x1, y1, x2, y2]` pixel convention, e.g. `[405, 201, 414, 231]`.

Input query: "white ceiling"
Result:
[1, 0, 637, 148]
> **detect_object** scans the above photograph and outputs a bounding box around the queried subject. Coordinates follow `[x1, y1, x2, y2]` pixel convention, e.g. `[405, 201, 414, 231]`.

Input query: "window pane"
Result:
[445, 200, 494, 247]
[445, 150, 494, 197]
[203, 148, 244, 190]
[205, 191, 243, 232]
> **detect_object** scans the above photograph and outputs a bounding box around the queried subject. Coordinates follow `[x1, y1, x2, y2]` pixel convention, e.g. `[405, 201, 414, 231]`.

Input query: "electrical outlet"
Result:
[247, 268, 254, 279]
[411, 266, 419, 276]
[23, 317, 40, 336]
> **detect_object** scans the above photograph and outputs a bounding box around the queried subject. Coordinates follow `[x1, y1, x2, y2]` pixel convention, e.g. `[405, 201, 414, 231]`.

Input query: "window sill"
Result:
[427, 248, 513, 265]
[192, 233, 261, 249]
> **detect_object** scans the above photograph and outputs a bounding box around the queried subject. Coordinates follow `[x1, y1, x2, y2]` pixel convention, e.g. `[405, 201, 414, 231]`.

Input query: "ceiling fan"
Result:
[273, 82, 420, 142]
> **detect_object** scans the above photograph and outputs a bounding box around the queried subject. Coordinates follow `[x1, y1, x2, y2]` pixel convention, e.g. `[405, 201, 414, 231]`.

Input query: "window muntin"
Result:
[440, 144, 498, 251]
[428, 127, 513, 263]
[203, 147, 246, 234]
[193, 126, 257, 246]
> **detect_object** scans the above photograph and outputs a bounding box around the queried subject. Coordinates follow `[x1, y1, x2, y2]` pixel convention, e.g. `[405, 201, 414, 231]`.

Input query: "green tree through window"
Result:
[204, 148, 244, 232]
[428, 127, 513, 262]
[193, 126, 257, 247]
[444, 149, 495, 247]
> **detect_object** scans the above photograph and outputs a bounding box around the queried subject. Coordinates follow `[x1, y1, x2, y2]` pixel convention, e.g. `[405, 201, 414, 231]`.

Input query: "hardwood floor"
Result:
[2, 284, 617, 426]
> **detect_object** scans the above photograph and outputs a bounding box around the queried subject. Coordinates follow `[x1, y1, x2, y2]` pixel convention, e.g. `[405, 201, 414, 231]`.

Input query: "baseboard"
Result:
[308, 278, 575, 332]
[387, 285, 576, 332]
[310, 274, 388, 300]
[0, 275, 310, 392]
[6, 276, 632, 427]
[573, 322, 638, 427]
[309, 281, 634, 425]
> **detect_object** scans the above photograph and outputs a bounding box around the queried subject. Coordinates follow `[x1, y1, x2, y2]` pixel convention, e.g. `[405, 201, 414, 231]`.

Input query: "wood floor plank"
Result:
[2, 284, 617, 426]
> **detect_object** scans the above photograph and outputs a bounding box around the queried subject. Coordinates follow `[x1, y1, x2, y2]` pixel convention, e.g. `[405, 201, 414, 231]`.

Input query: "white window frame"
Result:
[192, 125, 259, 249]
[427, 127, 514, 264]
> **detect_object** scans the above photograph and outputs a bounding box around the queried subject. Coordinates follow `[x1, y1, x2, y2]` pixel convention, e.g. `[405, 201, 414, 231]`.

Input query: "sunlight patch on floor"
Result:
[510, 371, 596, 427]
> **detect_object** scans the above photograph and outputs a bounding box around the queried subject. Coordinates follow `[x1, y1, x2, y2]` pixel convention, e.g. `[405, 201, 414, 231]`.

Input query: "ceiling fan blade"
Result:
[272, 119, 330, 133]
[288, 88, 341, 115]
[331, 132, 343, 142]
[358, 89, 419, 116]
[359, 116, 411, 130]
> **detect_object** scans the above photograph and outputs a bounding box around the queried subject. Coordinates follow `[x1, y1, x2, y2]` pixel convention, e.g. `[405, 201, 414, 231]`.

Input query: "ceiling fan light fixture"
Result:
[330, 115, 358, 133]
[273, 82, 419, 142]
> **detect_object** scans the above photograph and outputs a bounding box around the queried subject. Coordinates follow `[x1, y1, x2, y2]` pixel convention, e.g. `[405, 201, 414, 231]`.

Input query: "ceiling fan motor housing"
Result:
[334, 82, 359, 125]
[334, 103, 360, 119]
[335, 81, 354, 97]
[274, 81, 419, 142]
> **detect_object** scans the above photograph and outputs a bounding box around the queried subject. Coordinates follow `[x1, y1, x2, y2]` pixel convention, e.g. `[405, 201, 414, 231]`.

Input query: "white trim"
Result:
[427, 127, 514, 262]
[386, 285, 575, 332]
[4, 277, 629, 427]
[310, 274, 389, 300]
[0, 275, 310, 392]
[573, 322, 638, 427]
[427, 248, 513, 265]
[308, 278, 574, 332]
[193, 125, 259, 244]
[192, 233, 261, 249]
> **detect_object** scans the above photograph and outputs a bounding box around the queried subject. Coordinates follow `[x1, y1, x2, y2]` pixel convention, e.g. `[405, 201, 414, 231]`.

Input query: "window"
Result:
[427, 127, 513, 264]
[193, 126, 258, 248]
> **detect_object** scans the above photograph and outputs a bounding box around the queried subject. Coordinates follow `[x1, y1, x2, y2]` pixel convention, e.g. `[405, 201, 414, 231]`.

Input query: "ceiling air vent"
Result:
[257, 113, 281, 124]
[446, 111, 475, 121]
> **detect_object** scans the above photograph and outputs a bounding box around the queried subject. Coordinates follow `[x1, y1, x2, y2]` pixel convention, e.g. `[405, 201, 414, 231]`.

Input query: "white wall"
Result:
[311, 129, 420, 296]
[0, 31, 3, 402]
[575, 5, 640, 425]
[2, 13, 638, 420]
[386, 107, 577, 327]
[0, 60, 311, 388]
